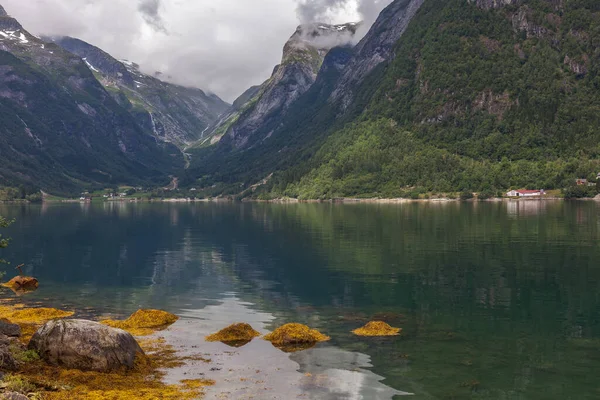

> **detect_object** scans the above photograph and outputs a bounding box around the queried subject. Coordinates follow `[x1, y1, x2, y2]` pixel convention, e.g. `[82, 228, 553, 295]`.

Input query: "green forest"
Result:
[254, 0, 600, 199]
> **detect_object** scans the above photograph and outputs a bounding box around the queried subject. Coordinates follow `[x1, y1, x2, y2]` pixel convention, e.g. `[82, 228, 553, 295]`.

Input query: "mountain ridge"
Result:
[0, 4, 183, 194]
[201, 22, 360, 150]
[48, 36, 230, 148]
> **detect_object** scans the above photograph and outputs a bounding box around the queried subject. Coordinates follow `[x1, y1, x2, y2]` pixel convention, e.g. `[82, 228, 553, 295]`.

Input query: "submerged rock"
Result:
[352, 321, 401, 337]
[205, 323, 261, 346]
[263, 323, 330, 351]
[101, 309, 178, 336]
[28, 319, 145, 372]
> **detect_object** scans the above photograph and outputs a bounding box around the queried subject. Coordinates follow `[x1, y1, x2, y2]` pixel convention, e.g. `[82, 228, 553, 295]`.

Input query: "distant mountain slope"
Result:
[0, 5, 183, 194]
[48, 36, 230, 148]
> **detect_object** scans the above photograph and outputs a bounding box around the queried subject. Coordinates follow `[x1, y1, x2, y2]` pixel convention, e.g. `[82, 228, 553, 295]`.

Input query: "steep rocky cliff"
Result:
[330, 0, 425, 110]
[48, 36, 230, 148]
[0, 5, 182, 193]
[218, 23, 359, 149]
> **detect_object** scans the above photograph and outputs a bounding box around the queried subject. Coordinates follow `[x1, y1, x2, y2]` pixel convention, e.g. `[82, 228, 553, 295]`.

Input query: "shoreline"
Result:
[6, 194, 600, 205]
[0, 196, 583, 205]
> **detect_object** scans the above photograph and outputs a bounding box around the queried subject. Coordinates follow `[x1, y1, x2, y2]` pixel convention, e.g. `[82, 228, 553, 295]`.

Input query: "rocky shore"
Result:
[0, 304, 213, 399]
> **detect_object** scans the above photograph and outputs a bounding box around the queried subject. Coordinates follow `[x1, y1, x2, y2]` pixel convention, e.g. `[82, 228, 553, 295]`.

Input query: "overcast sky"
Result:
[2, 0, 392, 102]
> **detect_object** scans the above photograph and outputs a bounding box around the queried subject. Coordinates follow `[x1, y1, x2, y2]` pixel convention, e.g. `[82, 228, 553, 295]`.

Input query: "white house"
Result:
[506, 189, 545, 197]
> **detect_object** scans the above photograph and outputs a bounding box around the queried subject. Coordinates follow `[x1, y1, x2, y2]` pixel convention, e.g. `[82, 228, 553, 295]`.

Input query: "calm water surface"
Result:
[0, 201, 599, 399]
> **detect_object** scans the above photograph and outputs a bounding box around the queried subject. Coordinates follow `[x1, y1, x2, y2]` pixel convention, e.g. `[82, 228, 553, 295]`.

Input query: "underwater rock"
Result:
[101, 309, 178, 336]
[0, 321, 21, 338]
[2, 276, 38, 291]
[28, 319, 145, 372]
[352, 321, 401, 337]
[205, 323, 261, 345]
[263, 323, 330, 350]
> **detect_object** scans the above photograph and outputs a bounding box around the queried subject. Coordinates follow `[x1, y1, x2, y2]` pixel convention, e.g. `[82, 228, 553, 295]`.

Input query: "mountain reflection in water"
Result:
[0, 201, 599, 399]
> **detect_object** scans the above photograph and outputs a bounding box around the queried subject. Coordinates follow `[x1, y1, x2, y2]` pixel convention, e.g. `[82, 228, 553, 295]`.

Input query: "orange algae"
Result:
[0, 304, 74, 343]
[263, 323, 330, 350]
[352, 321, 402, 337]
[2, 307, 74, 324]
[205, 323, 261, 344]
[181, 379, 216, 390]
[101, 309, 179, 336]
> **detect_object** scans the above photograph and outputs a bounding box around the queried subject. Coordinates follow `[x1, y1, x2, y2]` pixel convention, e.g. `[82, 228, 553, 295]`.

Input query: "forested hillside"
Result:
[271, 0, 600, 198]
[188, 0, 600, 199]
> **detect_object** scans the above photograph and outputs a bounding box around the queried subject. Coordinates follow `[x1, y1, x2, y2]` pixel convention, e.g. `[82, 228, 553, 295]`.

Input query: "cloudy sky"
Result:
[2, 0, 392, 102]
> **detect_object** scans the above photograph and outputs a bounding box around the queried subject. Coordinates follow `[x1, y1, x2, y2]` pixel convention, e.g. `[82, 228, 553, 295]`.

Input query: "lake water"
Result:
[0, 201, 599, 399]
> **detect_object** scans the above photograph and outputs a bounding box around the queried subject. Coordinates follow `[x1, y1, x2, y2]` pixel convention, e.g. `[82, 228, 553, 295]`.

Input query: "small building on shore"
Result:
[506, 189, 545, 197]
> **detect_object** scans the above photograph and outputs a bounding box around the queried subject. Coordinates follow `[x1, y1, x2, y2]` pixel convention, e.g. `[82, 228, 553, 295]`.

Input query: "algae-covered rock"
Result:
[2, 277, 38, 291]
[28, 319, 145, 372]
[101, 309, 178, 336]
[263, 323, 330, 349]
[205, 323, 260, 346]
[352, 321, 401, 337]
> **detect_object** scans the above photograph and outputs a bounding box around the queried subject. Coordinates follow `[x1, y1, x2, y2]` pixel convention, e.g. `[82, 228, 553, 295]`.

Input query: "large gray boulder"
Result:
[28, 319, 145, 372]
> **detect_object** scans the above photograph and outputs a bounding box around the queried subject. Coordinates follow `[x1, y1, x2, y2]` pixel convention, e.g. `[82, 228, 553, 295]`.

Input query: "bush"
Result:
[478, 189, 495, 200]
[563, 185, 596, 199]
[460, 191, 474, 201]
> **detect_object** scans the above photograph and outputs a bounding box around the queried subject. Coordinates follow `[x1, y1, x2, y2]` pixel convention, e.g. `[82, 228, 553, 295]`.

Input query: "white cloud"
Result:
[1, 0, 389, 102]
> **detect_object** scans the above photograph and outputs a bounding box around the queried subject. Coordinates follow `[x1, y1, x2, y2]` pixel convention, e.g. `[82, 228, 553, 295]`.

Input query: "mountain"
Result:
[277, 0, 600, 198]
[187, 0, 600, 199]
[0, 5, 187, 194]
[329, 0, 425, 110]
[196, 22, 360, 150]
[47, 36, 230, 148]
[185, 2, 424, 192]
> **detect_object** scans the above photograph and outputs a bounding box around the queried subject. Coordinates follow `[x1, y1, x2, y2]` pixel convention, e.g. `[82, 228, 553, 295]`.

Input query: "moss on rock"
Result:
[205, 323, 261, 345]
[101, 309, 178, 336]
[263, 323, 329, 350]
[352, 321, 401, 337]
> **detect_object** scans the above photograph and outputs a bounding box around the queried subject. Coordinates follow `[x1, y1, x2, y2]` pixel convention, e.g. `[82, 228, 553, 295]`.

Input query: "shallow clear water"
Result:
[0, 201, 599, 399]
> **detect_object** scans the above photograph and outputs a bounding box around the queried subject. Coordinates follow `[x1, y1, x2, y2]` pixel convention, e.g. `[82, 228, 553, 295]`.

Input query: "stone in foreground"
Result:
[28, 319, 145, 372]
[0, 320, 21, 338]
